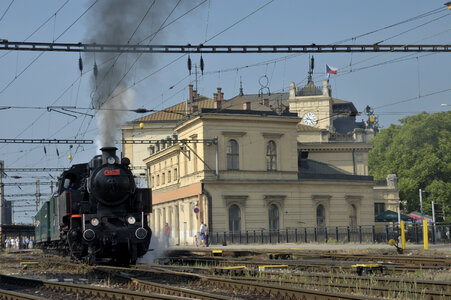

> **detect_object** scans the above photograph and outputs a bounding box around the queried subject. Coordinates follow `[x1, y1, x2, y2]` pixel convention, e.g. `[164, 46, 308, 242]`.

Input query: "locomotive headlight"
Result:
[107, 157, 115, 164]
[90, 218, 100, 226]
[127, 216, 136, 225]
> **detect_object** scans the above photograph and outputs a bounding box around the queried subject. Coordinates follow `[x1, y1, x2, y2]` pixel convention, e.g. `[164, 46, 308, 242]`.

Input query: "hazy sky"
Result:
[1, 0, 450, 223]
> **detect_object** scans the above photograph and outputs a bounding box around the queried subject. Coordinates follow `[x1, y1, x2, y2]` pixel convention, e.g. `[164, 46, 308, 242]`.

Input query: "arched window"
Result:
[316, 204, 325, 227]
[227, 139, 239, 170]
[266, 141, 277, 171]
[349, 204, 357, 228]
[268, 204, 279, 231]
[228, 204, 241, 232]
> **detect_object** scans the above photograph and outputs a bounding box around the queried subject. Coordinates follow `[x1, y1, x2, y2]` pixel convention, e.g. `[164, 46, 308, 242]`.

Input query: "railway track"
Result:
[169, 249, 451, 267]
[224, 272, 451, 299]
[0, 273, 188, 300]
[148, 263, 451, 293]
[141, 263, 451, 299]
[94, 265, 380, 300]
[96, 264, 451, 300]
[2, 250, 450, 299]
[162, 256, 448, 275]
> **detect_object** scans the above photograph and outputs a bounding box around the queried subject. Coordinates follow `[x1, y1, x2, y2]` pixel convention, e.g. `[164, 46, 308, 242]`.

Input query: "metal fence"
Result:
[209, 223, 451, 245]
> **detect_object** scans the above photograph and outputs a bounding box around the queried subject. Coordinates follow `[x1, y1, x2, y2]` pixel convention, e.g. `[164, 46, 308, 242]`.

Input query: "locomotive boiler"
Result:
[35, 147, 152, 265]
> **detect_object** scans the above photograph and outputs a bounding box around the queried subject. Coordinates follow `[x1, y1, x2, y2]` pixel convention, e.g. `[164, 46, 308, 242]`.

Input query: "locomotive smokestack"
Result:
[100, 147, 118, 164]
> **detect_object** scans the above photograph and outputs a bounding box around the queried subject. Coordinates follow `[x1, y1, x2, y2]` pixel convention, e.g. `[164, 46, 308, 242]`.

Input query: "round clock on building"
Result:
[303, 112, 317, 126]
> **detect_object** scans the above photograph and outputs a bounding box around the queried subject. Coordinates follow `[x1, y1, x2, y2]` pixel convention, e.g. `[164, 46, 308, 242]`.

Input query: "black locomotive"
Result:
[35, 147, 152, 265]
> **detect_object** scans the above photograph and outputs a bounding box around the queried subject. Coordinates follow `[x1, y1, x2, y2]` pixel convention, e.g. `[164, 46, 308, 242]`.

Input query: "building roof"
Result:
[192, 108, 298, 118]
[223, 96, 273, 111]
[132, 96, 214, 123]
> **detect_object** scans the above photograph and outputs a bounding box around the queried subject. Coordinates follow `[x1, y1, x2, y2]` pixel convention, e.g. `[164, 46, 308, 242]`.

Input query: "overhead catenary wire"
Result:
[0, 0, 98, 96]
[90, 0, 158, 103]
[334, 6, 446, 44]
[203, 0, 274, 44]
[1, 3, 450, 182]
[0, 0, 14, 24]
[0, 53, 118, 154]
[101, 0, 183, 105]
[107, 0, 278, 104]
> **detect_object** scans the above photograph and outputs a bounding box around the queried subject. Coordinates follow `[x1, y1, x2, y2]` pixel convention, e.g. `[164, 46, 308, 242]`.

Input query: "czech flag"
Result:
[326, 64, 337, 75]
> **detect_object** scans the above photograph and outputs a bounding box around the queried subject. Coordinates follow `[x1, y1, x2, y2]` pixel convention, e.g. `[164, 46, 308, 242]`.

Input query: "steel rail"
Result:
[163, 256, 447, 273]
[134, 263, 451, 294]
[0, 40, 450, 53]
[169, 249, 451, 266]
[128, 263, 450, 299]
[225, 274, 451, 299]
[0, 288, 45, 300]
[0, 274, 185, 300]
[96, 267, 232, 300]
[317, 253, 451, 266]
[94, 265, 379, 300]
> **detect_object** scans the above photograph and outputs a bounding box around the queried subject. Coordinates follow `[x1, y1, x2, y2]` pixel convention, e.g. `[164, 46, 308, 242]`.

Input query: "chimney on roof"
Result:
[243, 102, 251, 111]
[213, 87, 224, 109]
[189, 84, 199, 102]
[217, 87, 223, 101]
[263, 98, 270, 107]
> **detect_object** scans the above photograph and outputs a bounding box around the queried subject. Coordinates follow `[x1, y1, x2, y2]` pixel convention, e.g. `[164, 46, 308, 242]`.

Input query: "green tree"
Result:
[369, 111, 451, 221]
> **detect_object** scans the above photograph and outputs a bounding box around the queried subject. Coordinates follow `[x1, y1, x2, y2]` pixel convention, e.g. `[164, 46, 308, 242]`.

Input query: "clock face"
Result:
[303, 112, 317, 126]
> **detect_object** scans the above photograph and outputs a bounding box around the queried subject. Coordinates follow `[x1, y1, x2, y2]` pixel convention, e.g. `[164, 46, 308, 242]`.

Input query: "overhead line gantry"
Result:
[0, 138, 216, 144]
[0, 41, 450, 53]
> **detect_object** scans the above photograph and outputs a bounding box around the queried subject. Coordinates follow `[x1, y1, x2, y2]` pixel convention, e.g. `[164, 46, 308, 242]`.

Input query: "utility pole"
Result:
[36, 179, 40, 211]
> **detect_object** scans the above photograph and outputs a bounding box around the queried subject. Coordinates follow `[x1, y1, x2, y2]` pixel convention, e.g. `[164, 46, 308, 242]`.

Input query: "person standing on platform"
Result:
[200, 222, 206, 246]
[164, 223, 170, 248]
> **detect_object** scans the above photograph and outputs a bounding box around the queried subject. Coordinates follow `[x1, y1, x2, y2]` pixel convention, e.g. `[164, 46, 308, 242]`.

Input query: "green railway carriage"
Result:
[34, 201, 50, 243]
[34, 196, 62, 244]
[48, 195, 60, 241]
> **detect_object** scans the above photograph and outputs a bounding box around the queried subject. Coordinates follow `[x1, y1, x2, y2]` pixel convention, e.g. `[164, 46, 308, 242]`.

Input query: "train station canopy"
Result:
[374, 210, 413, 222]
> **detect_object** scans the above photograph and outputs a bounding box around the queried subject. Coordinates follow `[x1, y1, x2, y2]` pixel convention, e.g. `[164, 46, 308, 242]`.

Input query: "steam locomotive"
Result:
[34, 147, 152, 265]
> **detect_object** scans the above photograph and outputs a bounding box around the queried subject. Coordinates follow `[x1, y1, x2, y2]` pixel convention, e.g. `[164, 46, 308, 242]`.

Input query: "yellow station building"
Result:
[122, 78, 399, 245]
